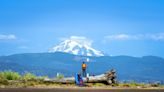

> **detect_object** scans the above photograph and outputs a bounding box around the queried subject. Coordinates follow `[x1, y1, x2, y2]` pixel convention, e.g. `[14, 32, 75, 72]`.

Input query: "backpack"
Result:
[82, 64, 87, 69]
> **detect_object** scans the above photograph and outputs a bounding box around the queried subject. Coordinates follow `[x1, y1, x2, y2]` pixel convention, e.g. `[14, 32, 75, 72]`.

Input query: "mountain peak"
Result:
[49, 39, 104, 56]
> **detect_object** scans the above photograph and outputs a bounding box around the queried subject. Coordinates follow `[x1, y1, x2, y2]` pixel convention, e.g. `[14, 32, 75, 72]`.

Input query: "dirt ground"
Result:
[0, 88, 164, 92]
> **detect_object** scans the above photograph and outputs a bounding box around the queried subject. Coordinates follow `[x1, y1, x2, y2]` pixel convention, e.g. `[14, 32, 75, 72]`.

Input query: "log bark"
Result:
[44, 69, 116, 85]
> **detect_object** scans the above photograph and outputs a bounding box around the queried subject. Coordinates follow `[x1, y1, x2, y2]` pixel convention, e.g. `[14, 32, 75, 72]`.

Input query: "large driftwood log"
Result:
[44, 69, 116, 85]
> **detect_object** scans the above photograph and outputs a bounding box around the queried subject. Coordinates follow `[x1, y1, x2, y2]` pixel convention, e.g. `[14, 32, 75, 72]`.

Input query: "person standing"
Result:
[82, 62, 87, 77]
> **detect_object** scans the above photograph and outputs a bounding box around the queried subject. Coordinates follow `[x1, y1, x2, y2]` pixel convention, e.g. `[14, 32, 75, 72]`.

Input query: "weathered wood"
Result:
[44, 69, 116, 85]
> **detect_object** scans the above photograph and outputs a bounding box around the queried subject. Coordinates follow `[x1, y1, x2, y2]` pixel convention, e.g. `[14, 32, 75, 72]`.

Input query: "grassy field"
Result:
[0, 71, 163, 89]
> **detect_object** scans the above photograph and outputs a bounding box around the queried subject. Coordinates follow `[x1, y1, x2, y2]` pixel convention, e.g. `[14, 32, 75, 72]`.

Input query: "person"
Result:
[75, 73, 83, 86]
[78, 73, 83, 86]
[82, 61, 87, 77]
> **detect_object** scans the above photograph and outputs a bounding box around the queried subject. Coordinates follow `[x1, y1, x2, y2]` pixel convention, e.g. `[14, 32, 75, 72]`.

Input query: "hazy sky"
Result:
[0, 0, 164, 57]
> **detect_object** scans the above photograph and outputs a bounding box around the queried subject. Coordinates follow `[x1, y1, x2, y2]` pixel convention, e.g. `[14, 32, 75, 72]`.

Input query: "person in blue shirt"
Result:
[75, 73, 83, 86]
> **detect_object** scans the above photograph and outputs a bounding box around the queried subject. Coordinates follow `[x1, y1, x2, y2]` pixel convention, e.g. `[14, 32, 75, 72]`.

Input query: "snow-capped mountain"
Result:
[49, 39, 104, 56]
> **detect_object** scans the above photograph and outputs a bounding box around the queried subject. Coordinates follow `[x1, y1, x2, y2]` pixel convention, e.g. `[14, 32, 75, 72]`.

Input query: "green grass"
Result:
[0, 71, 163, 88]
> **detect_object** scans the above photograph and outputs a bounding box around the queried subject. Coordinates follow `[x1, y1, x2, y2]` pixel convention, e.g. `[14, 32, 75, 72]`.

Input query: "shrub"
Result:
[0, 71, 21, 80]
[0, 73, 5, 80]
[0, 73, 8, 85]
[151, 83, 160, 87]
[129, 81, 139, 87]
[38, 76, 48, 80]
[122, 83, 130, 87]
[22, 73, 37, 81]
[56, 73, 64, 80]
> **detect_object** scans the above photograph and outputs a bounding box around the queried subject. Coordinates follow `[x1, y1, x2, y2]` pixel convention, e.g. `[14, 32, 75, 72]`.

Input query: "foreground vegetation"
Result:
[0, 71, 163, 88]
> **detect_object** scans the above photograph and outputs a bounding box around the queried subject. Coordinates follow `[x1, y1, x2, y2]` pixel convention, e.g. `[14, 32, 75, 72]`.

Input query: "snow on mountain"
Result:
[49, 38, 104, 56]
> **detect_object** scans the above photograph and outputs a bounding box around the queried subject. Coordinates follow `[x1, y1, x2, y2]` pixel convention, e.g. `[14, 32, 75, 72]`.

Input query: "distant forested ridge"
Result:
[0, 52, 164, 82]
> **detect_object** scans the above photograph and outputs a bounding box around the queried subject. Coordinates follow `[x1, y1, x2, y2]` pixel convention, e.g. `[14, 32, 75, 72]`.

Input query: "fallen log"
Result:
[44, 69, 116, 85]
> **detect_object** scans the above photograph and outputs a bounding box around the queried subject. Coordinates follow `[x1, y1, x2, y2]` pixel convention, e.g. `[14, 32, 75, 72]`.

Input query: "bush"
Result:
[0, 73, 5, 80]
[56, 73, 64, 80]
[38, 76, 48, 81]
[0, 71, 21, 80]
[0, 73, 8, 85]
[129, 81, 139, 87]
[22, 73, 37, 81]
[122, 83, 130, 87]
[151, 83, 160, 87]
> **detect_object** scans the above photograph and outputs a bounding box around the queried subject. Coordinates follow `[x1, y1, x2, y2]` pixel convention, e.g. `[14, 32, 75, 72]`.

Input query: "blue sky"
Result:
[0, 0, 164, 57]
